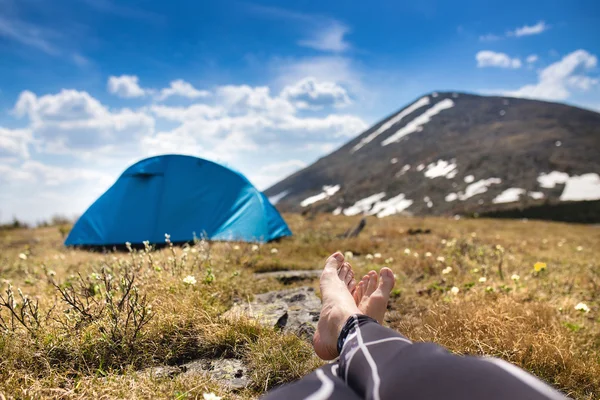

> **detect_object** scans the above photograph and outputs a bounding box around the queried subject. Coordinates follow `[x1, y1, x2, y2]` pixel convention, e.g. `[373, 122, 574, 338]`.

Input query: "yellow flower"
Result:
[533, 262, 547, 272]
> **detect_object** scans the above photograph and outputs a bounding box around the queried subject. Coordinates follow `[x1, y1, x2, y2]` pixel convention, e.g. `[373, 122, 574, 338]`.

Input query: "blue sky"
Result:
[1, 0, 599, 222]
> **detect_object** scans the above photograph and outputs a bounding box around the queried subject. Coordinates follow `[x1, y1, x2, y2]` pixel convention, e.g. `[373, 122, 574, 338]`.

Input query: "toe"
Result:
[348, 279, 357, 293]
[338, 263, 349, 282]
[366, 271, 378, 296]
[344, 264, 354, 285]
[378, 267, 396, 293]
[325, 252, 344, 272]
[354, 281, 364, 304]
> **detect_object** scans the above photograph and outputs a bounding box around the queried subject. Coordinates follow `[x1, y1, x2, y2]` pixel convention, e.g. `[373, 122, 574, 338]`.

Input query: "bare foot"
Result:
[313, 252, 362, 360]
[355, 268, 395, 324]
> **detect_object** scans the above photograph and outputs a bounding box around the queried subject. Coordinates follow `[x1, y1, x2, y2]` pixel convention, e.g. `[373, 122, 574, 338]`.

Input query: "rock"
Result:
[143, 365, 182, 379]
[140, 358, 249, 389]
[224, 286, 322, 340]
[254, 270, 321, 285]
[183, 358, 249, 390]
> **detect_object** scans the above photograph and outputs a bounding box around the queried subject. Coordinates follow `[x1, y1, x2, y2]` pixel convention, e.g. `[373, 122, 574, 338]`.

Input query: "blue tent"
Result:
[65, 155, 292, 246]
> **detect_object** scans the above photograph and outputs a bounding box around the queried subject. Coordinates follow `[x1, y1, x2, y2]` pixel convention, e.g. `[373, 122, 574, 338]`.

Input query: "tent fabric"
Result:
[65, 155, 292, 246]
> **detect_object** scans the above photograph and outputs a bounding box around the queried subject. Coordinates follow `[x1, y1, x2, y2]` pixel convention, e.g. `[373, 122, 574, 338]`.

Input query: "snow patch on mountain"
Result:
[269, 190, 290, 205]
[424, 160, 457, 179]
[560, 173, 600, 201]
[343, 193, 386, 216]
[300, 185, 340, 207]
[493, 188, 525, 204]
[372, 193, 413, 217]
[446, 178, 502, 202]
[382, 99, 455, 146]
[351, 96, 430, 152]
[537, 171, 569, 188]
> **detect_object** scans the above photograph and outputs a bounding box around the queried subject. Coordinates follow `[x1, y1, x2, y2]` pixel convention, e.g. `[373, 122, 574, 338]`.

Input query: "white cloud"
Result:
[298, 21, 350, 53]
[476, 51, 522, 69]
[508, 21, 549, 37]
[156, 79, 210, 101]
[3, 76, 368, 222]
[506, 49, 598, 100]
[479, 34, 502, 42]
[0, 127, 32, 159]
[216, 85, 296, 116]
[0, 160, 112, 187]
[150, 103, 224, 121]
[281, 77, 351, 109]
[107, 75, 147, 98]
[13, 89, 155, 153]
[526, 54, 538, 63]
[249, 160, 308, 190]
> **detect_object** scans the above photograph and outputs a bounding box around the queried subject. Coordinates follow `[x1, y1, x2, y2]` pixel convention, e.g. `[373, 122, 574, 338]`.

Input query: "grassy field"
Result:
[0, 214, 599, 399]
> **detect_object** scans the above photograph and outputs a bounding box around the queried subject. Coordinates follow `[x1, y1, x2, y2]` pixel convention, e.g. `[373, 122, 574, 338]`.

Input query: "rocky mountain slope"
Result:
[265, 92, 600, 217]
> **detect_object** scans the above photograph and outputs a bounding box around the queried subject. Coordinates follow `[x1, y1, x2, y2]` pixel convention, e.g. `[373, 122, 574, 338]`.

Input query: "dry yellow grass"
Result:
[0, 214, 598, 399]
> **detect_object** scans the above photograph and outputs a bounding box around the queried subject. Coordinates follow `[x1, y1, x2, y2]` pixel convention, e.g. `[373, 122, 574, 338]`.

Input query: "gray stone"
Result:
[143, 365, 182, 379]
[254, 270, 321, 285]
[140, 358, 249, 389]
[224, 286, 322, 340]
[182, 358, 249, 389]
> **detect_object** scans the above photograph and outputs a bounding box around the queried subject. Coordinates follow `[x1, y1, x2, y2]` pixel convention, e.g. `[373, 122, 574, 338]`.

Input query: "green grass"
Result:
[0, 214, 599, 399]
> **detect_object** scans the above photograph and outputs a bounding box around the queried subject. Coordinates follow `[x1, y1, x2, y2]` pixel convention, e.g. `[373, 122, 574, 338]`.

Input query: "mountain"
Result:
[264, 92, 600, 218]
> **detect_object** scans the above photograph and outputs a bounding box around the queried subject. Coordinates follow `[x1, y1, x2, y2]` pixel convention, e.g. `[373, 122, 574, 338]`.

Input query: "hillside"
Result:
[265, 92, 600, 217]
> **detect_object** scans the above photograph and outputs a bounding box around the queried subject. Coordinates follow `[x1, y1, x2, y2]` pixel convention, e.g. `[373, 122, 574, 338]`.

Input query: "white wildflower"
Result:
[425, 252, 432, 257]
[252, 245, 259, 252]
[576, 246, 583, 252]
[442, 266, 452, 275]
[374, 253, 382, 259]
[203, 393, 221, 400]
[183, 275, 197, 286]
[413, 252, 419, 258]
[479, 277, 487, 283]
[365, 254, 374, 260]
[441, 239, 447, 245]
[404, 248, 411, 255]
[511, 274, 520, 281]
[450, 286, 459, 295]
[48, 270, 56, 277]
[18, 253, 27, 260]
[385, 257, 394, 264]
[436, 256, 445, 262]
[344, 251, 354, 260]
[233, 245, 240, 251]
[271, 248, 279, 254]
[575, 302, 590, 313]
